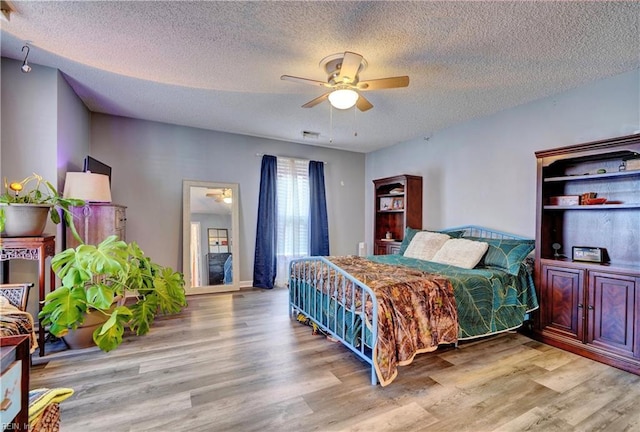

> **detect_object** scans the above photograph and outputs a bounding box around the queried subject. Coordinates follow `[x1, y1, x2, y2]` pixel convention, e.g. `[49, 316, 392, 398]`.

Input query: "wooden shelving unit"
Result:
[532, 133, 640, 375]
[373, 175, 422, 255]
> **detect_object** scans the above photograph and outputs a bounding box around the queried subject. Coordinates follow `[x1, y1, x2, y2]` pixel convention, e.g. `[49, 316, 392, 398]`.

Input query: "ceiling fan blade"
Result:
[357, 76, 410, 90]
[302, 92, 330, 108]
[281, 75, 331, 87]
[356, 94, 373, 112]
[337, 51, 363, 84]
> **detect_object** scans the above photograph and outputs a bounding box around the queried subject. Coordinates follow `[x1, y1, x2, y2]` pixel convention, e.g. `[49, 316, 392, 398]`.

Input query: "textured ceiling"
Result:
[1, 1, 638, 153]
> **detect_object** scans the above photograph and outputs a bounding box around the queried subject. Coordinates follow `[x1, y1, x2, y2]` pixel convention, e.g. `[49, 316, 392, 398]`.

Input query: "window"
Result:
[275, 158, 309, 286]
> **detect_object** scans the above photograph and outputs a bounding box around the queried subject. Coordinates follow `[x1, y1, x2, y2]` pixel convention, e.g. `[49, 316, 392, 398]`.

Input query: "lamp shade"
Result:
[63, 172, 112, 202]
[328, 88, 359, 110]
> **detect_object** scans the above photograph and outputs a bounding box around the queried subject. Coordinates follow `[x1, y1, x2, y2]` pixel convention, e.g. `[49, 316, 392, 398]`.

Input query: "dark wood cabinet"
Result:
[1, 335, 30, 432]
[66, 203, 126, 248]
[540, 262, 585, 341]
[587, 270, 639, 359]
[373, 175, 422, 255]
[533, 134, 640, 375]
[375, 241, 401, 255]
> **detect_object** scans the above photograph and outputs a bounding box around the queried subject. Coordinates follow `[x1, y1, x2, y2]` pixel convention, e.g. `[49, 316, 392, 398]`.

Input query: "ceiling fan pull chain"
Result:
[353, 105, 358, 137]
[329, 105, 334, 144]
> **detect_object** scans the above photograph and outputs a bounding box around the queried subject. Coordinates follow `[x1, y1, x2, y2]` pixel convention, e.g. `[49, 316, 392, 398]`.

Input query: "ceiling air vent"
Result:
[302, 130, 320, 140]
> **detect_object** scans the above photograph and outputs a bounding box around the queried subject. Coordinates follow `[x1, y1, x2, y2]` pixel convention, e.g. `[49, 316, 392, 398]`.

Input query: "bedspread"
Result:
[324, 256, 458, 386]
[369, 254, 538, 339]
[1, 295, 38, 353]
[1, 312, 39, 353]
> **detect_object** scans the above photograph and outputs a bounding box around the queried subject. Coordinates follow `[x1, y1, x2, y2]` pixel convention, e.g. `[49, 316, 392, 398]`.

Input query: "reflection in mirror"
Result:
[182, 181, 240, 294]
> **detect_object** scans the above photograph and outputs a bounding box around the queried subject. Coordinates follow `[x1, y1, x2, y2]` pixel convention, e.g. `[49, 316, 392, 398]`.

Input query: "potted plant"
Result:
[39, 235, 187, 352]
[0, 173, 84, 240]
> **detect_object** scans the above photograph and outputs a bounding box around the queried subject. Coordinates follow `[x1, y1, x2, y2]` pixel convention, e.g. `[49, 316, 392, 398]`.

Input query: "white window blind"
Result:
[275, 157, 309, 286]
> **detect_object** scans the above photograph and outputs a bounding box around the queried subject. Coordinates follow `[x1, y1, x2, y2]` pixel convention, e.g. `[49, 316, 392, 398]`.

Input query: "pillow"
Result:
[403, 231, 451, 261]
[431, 238, 489, 269]
[399, 227, 465, 255]
[466, 237, 535, 275]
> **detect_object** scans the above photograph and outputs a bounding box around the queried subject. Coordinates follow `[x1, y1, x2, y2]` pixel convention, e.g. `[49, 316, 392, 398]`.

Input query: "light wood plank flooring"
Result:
[31, 287, 640, 432]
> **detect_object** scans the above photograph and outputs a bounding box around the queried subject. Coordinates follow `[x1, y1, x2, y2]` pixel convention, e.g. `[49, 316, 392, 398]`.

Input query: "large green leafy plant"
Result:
[0, 173, 84, 241]
[39, 235, 187, 352]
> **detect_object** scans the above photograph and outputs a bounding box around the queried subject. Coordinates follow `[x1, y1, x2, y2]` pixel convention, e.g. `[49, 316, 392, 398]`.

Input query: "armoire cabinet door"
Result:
[588, 271, 639, 359]
[542, 264, 585, 341]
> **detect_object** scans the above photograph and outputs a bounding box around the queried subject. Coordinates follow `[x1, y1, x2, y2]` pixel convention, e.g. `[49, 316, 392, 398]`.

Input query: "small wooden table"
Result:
[0, 235, 56, 357]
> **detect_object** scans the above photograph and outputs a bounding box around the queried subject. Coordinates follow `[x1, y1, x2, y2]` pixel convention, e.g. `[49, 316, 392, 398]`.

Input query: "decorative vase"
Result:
[62, 298, 122, 349]
[62, 311, 108, 349]
[0, 203, 51, 237]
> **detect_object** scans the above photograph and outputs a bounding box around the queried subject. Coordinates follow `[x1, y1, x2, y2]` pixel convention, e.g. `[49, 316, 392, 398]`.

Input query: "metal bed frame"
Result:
[288, 225, 530, 385]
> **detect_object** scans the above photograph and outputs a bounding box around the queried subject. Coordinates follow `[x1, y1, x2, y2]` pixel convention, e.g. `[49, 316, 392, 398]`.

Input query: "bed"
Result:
[288, 225, 538, 386]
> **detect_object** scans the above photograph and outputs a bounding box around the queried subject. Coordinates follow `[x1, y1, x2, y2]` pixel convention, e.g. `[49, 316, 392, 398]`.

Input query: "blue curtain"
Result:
[253, 155, 277, 289]
[309, 160, 330, 256]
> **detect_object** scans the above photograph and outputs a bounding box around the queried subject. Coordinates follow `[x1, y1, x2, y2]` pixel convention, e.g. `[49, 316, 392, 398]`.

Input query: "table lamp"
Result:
[63, 172, 112, 203]
[63, 172, 112, 243]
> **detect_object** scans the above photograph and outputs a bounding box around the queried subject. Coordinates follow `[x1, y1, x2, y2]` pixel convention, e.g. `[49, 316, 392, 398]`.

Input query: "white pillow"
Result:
[431, 238, 489, 269]
[403, 231, 450, 261]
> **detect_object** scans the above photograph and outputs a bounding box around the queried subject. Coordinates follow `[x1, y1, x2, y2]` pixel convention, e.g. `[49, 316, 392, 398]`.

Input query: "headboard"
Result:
[445, 225, 531, 240]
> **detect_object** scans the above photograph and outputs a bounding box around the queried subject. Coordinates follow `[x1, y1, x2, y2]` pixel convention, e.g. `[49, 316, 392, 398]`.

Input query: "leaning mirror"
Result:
[182, 180, 240, 294]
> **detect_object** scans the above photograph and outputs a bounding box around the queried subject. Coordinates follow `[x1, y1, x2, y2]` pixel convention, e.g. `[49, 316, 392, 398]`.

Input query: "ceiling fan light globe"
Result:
[328, 89, 358, 110]
[223, 197, 232, 204]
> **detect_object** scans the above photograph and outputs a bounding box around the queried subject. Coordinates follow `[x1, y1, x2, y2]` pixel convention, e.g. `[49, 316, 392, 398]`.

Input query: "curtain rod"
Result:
[255, 153, 328, 165]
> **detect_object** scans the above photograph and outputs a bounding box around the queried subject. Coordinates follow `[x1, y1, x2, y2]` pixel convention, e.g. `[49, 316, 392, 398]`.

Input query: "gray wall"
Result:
[89, 114, 366, 284]
[365, 69, 640, 248]
[1, 58, 58, 197]
[1, 57, 91, 315]
[57, 72, 92, 180]
[0, 58, 90, 225]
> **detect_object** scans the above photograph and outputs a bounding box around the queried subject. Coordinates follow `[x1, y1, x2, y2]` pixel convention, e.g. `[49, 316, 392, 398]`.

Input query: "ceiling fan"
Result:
[281, 51, 409, 112]
[206, 188, 232, 204]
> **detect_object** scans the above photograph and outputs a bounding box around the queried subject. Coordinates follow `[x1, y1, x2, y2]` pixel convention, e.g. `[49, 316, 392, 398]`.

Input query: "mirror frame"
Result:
[182, 180, 240, 294]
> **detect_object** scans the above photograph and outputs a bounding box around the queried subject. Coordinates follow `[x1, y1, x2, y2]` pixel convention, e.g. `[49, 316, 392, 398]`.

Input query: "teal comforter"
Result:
[367, 255, 538, 339]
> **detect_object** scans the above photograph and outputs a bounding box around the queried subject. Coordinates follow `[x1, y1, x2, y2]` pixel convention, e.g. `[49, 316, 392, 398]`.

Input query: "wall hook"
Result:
[21, 44, 31, 73]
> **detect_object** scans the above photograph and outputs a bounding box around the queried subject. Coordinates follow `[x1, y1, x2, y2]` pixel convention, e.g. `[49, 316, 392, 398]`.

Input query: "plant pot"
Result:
[62, 309, 110, 349]
[63, 297, 122, 349]
[1, 203, 51, 237]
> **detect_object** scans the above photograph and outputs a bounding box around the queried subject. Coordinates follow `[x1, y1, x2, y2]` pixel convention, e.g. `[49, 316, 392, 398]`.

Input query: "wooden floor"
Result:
[31, 287, 640, 432]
